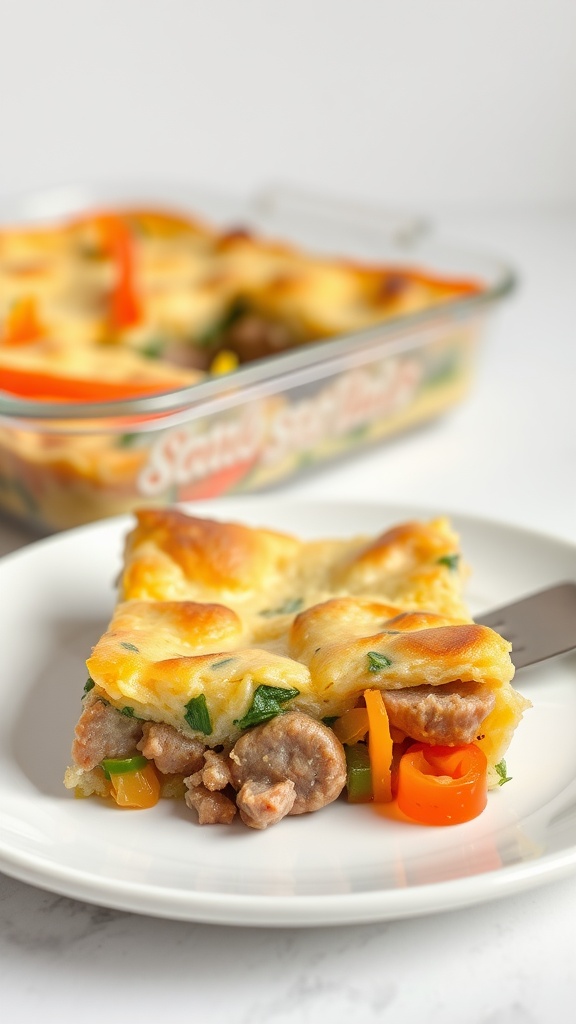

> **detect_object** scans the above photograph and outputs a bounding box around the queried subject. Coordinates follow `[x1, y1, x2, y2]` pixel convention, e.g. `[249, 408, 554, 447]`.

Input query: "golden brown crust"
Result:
[289, 598, 515, 736]
[102, 598, 245, 652]
[121, 508, 301, 603]
[75, 508, 529, 782]
[120, 509, 468, 619]
[86, 596, 312, 747]
[0, 206, 480, 389]
[332, 518, 469, 618]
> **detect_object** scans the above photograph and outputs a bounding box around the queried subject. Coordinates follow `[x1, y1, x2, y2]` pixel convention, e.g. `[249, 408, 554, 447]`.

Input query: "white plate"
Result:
[1, 498, 576, 927]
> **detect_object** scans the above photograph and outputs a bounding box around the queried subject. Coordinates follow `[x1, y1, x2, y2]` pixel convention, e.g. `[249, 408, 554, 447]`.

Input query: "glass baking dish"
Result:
[0, 184, 514, 533]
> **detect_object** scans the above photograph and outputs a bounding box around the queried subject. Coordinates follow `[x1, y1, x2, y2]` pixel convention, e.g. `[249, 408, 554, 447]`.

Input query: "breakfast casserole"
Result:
[64, 509, 530, 829]
[0, 207, 478, 385]
[0, 201, 490, 532]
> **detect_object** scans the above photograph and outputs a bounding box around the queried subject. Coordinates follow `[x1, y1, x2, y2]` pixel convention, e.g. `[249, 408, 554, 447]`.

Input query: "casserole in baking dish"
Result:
[0, 186, 514, 532]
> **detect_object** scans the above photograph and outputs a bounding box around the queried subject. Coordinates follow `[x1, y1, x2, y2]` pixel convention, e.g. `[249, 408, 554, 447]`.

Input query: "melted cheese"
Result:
[82, 508, 530, 777]
[0, 206, 480, 387]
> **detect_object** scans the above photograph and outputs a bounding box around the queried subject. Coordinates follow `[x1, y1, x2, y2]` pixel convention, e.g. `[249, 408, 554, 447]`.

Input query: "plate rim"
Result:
[2, 837, 576, 927]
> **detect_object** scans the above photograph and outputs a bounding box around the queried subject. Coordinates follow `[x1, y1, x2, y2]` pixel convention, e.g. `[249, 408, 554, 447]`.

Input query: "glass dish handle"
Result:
[251, 184, 429, 247]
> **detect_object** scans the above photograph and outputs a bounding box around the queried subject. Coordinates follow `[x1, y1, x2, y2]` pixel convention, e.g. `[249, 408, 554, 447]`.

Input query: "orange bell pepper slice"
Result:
[396, 742, 488, 826]
[364, 689, 393, 803]
[107, 761, 161, 809]
[95, 214, 142, 330]
[0, 366, 180, 402]
[74, 212, 141, 330]
[2, 296, 44, 346]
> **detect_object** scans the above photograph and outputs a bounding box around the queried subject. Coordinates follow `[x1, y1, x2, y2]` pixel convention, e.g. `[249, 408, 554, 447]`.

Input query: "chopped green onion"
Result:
[437, 553, 460, 571]
[120, 706, 137, 718]
[140, 337, 165, 359]
[346, 424, 369, 442]
[345, 744, 373, 803]
[367, 651, 392, 673]
[184, 694, 213, 735]
[234, 685, 300, 730]
[83, 677, 95, 695]
[210, 657, 236, 670]
[100, 755, 149, 779]
[120, 641, 139, 653]
[259, 597, 303, 617]
[322, 716, 339, 728]
[117, 433, 139, 448]
[196, 297, 248, 348]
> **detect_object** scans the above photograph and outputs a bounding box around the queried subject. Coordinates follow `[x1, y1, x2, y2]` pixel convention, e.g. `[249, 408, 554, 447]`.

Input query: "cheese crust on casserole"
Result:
[65, 509, 529, 797]
[0, 207, 482, 534]
[0, 206, 479, 386]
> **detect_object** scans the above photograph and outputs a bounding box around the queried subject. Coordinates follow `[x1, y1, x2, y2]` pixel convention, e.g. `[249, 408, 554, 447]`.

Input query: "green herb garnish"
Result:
[211, 657, 236, 670]
[140, 337, 165, 359]
[367, 651, 392, 673]
[494, 759, 512, 786]
[437, 553, 460, 571]
[425, 352, 459, 388]
[116, 433, 139, 448]
[100, 755, 149, 779]
[346, 424, 369, 443]
[120, 641, 139, 653]
[234, 685, 300, 730]
[259, 597, 303, 617]
[83, 677, 95, 695]
[196, 297, 248, 348]
[184, 694, 213, 735]
[120, 706, 137, 718]
[345, 743, 373, 803]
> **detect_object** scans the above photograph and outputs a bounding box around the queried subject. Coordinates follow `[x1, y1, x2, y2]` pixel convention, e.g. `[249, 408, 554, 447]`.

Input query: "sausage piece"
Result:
[201, 749, 234, 791]
[236, 779, 296, 830]
[184, 782, 237, 825]
[383, 682, 496, 746]
[137, 721, 205, 775]
[224, 314, 295, 363]
[71, 697, 143, 770]
[229, 711, 346, 817]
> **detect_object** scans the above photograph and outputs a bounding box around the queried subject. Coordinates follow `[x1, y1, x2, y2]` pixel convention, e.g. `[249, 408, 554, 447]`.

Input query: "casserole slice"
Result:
[64, 509, 529, 826]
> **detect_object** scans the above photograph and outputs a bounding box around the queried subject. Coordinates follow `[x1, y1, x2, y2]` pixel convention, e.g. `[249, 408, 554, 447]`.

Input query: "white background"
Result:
[0, 0, 575, 213]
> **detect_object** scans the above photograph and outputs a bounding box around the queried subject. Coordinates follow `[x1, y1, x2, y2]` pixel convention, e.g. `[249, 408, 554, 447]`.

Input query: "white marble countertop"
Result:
[1, 211, 575, 1022]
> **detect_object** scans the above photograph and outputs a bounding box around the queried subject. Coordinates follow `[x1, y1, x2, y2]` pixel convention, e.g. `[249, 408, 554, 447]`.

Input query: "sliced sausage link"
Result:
[229, 711, 347, 818]
[71, 697, 143, 771]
